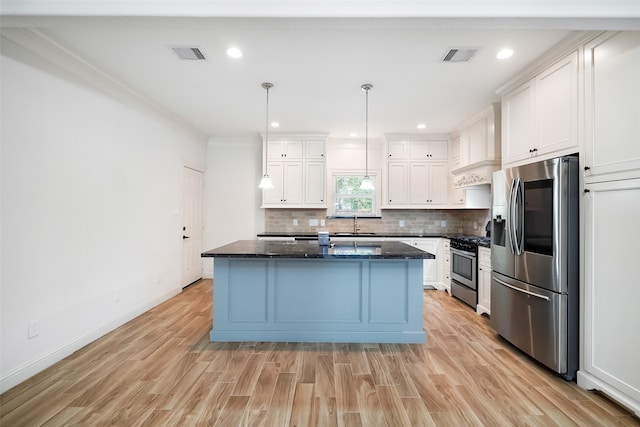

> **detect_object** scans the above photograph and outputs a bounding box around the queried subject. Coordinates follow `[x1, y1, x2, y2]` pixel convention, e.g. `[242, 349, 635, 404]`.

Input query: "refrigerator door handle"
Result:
[494, 277, 550, 301]
[508, 178, 517, 254]
[514, 177, 524, 255]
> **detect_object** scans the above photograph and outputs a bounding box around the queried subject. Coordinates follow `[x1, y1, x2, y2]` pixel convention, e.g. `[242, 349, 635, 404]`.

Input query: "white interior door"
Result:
[182, 166, 204, 287]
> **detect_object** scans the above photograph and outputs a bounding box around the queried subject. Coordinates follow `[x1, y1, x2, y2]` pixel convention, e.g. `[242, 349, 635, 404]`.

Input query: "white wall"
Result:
[202, 138, 264, 277]
[0, 38, 207, 392]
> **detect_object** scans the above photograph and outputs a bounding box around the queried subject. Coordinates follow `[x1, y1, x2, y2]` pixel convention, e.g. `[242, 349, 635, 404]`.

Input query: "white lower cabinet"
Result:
[442, 239, 451, 295]
[476, 246, 491, 316]
[579, 178, 640, 417]
[403, 238, 443, 289]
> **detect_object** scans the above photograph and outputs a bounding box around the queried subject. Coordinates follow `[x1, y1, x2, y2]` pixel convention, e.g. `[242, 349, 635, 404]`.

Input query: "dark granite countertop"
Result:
[202, 240, 436, 259]
[257, 231, 450, 239]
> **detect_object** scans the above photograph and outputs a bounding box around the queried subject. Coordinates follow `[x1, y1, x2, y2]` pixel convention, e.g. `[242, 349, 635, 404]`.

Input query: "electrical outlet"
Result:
[399, 220, 405, 228]
[309, 219, 319, 227]
[293, 219, 298, 226]
[473, 222, 478, 230]
[28, 321, 39, 339]
[440, 220, 446, 228]
[320, 219, 325, 227]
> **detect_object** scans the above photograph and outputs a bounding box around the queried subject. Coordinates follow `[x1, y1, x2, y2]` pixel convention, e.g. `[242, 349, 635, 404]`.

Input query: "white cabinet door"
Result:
[584, 31, 640, 182]
[579, 178, 640, 415]
[502, 79, 536, 164]
[388, 140, 408, 159]
[466, 117, 487, 166]
[409, 140, 448, 160]
[502, 51, 578, 167]
[409, 162, 429, 204]
[267, 140, 303, 159]
[442, 239, 451, 294]
[263, 162, 285, 204]
[412, 239, 438, 285]
[476, 247, 491, 316]
[263, 161, 303, 205]
[428, 163, 449, 205]
[428, 140, 449, 161]
[305, 161, 325, 205]
[305, 140, 326, 159]
[282, 162, 303, 204]
[387, 162, 407, 205]
[536, 51, 578, 157]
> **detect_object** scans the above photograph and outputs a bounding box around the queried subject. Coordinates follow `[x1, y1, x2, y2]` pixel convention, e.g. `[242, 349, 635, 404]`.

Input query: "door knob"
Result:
[183, 235, 190, 239]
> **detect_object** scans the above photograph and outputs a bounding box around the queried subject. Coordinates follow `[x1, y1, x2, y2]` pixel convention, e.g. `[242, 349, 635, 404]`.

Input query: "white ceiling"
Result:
[2, 1, 638, 139]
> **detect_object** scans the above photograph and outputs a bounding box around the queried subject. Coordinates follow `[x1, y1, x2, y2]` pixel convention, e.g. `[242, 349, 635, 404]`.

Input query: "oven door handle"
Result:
[450, 248, 476, 258]
[494, 277, 550, 301]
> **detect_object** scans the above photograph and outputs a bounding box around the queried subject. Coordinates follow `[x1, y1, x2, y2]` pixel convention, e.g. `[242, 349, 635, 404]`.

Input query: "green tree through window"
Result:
[334, 176, 375, 215]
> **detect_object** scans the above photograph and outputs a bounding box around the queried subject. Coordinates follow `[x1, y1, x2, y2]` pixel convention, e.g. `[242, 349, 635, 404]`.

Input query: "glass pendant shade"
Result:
[360, 176, 374, 190]
[259, 175, 274, 189]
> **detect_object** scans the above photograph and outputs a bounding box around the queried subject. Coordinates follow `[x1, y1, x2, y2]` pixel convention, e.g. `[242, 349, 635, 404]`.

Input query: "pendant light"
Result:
[258, 82, 274, 189]
[360, 83, 374, 190]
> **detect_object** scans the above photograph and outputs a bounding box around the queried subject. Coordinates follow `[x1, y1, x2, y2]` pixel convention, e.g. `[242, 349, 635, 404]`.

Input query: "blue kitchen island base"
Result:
[210, 257, 426, 344]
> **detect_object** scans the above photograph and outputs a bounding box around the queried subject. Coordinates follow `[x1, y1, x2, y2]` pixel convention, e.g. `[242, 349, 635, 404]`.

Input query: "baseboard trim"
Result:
[577, 370, 640, 417]
[0, 287, 181, 394]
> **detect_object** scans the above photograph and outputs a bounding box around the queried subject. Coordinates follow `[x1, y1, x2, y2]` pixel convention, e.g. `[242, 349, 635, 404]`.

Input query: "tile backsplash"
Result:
[265, 209, 491, 236]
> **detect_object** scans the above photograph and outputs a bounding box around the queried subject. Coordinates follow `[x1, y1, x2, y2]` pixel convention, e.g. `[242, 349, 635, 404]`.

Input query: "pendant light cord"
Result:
[365, 86, 369, 177]
[262, 82, 273, 176]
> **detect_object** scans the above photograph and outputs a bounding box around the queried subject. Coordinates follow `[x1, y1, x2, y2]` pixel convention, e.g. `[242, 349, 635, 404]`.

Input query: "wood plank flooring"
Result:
[1, 279, 638, 426]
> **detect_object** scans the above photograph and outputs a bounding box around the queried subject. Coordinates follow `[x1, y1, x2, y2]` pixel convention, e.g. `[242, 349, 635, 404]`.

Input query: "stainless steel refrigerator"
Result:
[491, 155, 579, 380]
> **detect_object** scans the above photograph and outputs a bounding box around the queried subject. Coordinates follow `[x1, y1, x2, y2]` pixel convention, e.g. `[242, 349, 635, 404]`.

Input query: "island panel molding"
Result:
[202, 240, 432, 343]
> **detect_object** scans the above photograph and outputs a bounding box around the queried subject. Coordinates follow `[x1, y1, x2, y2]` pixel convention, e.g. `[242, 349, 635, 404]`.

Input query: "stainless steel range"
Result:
[450, 236, 490, 308]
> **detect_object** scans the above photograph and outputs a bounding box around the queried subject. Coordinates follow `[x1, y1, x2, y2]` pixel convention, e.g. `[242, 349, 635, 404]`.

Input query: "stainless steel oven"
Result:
[450, 239, 479, 308]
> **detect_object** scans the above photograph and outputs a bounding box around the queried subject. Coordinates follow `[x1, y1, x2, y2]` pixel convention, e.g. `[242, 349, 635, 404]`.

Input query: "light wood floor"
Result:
[1, 279, 638, 426]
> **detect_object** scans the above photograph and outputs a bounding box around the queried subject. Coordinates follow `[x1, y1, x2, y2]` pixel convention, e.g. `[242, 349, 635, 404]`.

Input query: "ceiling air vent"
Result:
[441, 48, 479, 63]
[170, 46, 206, 60]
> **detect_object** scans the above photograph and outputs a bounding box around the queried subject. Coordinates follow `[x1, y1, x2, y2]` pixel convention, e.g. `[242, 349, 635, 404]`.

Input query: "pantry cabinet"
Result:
[384, 136, 449, 208]
[501, 51, 579, 167]
[262, 135, 327, 208]
[579, 31, 640, 417]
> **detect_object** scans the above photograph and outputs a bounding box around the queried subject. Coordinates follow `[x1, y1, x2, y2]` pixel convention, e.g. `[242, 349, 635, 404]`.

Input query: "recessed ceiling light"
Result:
[349, 132, 358, 137]
[227, 47, 243, 58]
[270, 121, 280, 128]
[496, 48, 514, 60]
[417, 124, 427, 129]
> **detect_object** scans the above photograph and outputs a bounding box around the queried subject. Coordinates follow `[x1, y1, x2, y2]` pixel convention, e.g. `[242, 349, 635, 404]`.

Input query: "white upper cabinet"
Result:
[451, 104, 501, 189]
[583, 31, 640, 183]
[384, 135, 450, 208]
[304, 140, 326, 159]
[267, 139, 304, 159]
[501, 51, 579, 167]
[262, 135, 327, 208]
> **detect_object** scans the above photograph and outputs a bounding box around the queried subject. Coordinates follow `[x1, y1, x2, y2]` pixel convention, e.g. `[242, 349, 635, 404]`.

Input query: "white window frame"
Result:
[329, 169, 381, 217]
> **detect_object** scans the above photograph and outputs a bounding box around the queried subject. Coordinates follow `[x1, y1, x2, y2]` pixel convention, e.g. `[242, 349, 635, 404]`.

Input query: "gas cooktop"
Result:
[451, 235, 491, 245]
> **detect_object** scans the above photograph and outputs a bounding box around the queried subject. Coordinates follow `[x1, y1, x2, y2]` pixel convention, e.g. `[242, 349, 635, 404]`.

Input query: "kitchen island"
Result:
[201, 240, 434, 343]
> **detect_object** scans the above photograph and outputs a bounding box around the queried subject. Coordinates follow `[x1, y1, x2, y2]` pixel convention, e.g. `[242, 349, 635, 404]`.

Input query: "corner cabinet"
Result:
[262, 135, 327, 208]
[501, 50, 579, 167]
[579, 31, 640, 417]
[384, 136, 449, 208]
